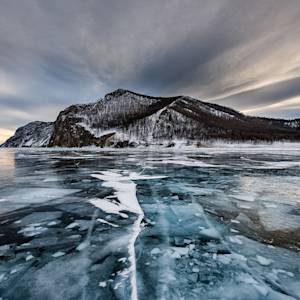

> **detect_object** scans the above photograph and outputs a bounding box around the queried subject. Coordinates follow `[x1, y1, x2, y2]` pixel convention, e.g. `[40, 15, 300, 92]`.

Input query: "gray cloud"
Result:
[214, 77, 300, 111]
[1, 0, 300, 140]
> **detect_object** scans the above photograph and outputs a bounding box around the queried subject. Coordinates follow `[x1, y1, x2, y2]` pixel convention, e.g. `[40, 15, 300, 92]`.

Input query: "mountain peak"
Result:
[105, 89, 182, 101]
[105, 88, 132, 97]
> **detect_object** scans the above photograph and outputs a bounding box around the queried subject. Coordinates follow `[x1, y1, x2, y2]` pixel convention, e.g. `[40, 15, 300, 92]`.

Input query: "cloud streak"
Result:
[1, 0, 300, 140]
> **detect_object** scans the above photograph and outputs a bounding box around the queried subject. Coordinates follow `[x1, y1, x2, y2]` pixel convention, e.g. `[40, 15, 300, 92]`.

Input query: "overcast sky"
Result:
[1, 0, 300, 142]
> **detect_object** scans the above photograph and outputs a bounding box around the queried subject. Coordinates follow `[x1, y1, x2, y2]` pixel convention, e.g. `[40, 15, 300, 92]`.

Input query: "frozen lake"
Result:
[0, 145, 300, 299]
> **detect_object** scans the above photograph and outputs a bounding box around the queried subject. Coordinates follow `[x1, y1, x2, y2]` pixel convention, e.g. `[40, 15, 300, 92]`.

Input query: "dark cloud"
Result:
[1, 0, 300, 141]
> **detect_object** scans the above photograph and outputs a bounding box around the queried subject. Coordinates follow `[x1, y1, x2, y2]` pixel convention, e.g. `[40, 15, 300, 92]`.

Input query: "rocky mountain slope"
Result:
[1, 121, 53, 147]
[2, 89, 300, 147]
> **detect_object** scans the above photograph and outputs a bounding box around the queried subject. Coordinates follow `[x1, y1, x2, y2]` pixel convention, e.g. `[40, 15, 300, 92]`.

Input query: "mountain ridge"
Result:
[2, 89, 300, 147]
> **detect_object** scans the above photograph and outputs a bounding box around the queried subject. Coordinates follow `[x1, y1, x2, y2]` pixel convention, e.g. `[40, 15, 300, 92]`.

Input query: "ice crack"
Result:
[90, 170, 166, 300]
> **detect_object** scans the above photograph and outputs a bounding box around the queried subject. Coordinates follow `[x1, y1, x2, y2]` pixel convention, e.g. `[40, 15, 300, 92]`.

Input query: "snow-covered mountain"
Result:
[1, 121, 53, 147]
[2, 89, 300, 147]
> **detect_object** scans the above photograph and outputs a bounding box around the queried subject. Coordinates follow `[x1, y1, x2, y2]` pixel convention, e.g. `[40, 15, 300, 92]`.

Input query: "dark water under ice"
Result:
[0, 145, 300, 300]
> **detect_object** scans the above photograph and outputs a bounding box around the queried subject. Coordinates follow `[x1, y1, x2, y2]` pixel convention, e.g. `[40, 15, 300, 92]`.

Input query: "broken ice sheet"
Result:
[0, 147, 300, 299]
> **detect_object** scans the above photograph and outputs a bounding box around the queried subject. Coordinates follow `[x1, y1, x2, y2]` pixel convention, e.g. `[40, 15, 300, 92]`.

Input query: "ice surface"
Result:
[256, 255, 273, 266]
[96, 218, 119, 227]
[0, 146, 300, 299]
[90, 170, 166, 300]
[2, 188, 80, 204]
[52, 251, 65, 258]
[259, 207, 300, 231]
[18, 225, 48, 237]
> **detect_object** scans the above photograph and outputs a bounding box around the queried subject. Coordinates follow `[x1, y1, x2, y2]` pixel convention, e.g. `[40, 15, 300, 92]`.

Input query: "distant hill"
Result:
[2, 89, 300, 147]
[1, 121, 53, 147]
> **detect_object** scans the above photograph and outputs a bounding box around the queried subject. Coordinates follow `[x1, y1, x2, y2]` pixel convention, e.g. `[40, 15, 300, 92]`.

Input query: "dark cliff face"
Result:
[48, 105, 99, 147]
[0, 121, 53, 147]
[2, 89, 300, 148]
